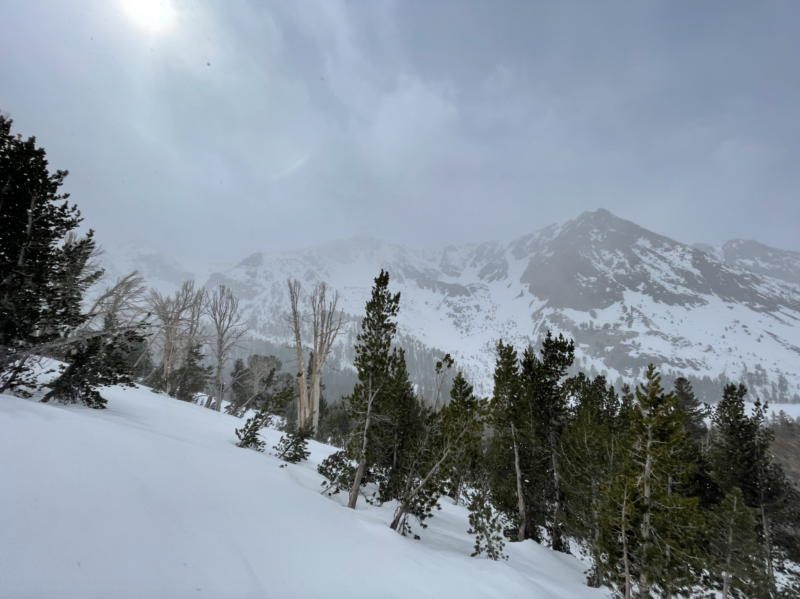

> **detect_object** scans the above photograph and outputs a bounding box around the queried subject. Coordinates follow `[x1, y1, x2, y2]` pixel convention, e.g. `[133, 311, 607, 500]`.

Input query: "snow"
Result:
[0, 384, 605, 599]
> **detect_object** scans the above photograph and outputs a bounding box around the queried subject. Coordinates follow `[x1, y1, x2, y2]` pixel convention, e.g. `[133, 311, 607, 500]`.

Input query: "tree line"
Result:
[253, 270, 799, 599]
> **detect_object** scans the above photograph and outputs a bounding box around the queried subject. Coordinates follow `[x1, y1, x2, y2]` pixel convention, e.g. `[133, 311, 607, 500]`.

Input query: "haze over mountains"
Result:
[102, 209, 800, 403]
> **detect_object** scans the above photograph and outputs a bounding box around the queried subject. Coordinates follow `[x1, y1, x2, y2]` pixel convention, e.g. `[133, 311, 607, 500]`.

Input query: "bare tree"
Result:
[148, 281, 207, 395]
[206, 285, 246, 411]
[286, 279, 310, 427]
[308, 282, 345, 431]
[84, 271, 149, 328]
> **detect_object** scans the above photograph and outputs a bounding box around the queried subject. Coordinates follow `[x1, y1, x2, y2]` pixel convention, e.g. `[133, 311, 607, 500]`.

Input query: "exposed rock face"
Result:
[103, 211, 800, 402]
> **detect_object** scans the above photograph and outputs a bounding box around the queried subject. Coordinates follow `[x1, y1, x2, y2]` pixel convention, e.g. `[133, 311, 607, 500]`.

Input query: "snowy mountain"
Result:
[102, 210, 800, 403]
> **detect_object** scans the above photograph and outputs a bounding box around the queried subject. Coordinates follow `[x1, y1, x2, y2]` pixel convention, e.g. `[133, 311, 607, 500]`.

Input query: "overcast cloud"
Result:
[2, 0, 799, 261]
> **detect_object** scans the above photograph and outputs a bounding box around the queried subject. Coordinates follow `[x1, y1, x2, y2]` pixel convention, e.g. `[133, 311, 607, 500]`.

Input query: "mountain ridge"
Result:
[100, 210, 800, 403]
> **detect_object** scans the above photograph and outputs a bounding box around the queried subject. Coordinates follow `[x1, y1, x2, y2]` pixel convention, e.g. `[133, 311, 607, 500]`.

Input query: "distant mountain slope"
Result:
[102, 210, 800, 403]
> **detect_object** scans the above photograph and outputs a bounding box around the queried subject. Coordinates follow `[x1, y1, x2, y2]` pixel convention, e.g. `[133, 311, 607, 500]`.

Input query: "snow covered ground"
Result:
[0, 383, 606, 599]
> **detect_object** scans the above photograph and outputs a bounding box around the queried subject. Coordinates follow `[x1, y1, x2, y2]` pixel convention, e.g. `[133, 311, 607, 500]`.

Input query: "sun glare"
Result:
[124, 0, 172, 31]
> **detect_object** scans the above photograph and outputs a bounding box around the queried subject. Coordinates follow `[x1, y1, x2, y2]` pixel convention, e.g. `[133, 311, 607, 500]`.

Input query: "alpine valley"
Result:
[102, 209, 800, 404]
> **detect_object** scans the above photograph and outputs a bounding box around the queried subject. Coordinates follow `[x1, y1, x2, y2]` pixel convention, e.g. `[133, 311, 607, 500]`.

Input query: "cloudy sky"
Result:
[2, 0, 799, 262]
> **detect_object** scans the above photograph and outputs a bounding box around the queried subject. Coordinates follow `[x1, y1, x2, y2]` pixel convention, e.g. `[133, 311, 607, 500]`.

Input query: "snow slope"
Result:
[0, 384, 604, 599]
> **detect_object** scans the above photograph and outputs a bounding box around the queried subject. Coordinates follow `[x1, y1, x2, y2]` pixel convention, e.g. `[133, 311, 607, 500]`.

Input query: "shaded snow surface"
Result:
[0, 384, 605, 599]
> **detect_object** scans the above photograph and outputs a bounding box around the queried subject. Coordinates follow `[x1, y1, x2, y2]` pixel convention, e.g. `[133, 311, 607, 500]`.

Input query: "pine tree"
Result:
[487, 340, 532, 542]
[171, 342, 213, 403]
[674, 376, 709, 445]
[709, 487, 770, 599]
[598, 364, 705, 598]
[41, 324, 144, 409]
[521, 331, 575, 552]
[228, 358, 250, 411]
[235, 408, 269, 452]
[0, 114, 101, 394]
[709, 384, 800, 590]
[387, 367, 486, 536]
[466, 488, 507, 561]
[274, 419, 313, 463]
[560, 373, 618, 587]
[342, 270, 401, 509]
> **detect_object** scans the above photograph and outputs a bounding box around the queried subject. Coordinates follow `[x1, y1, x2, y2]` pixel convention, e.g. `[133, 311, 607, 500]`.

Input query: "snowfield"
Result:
[0, 384, 605, 599]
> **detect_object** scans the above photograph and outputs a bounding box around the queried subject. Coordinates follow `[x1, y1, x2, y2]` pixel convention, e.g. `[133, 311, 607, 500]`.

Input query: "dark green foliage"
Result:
[172, 342, 213, 402]
[341, 270, 401, 508]
[486, 339, 533, 542]
[235, 408, 270, 452]
[598, 364, 706, 598]
[41, 326, 145, 409]
[708, 487, 770, 599]
[560, 374, 619, 587]
[522, 331, 575, 552]
[274, 419, 314, 463]
[710, 384, 800, 590]
[229, 358, 249, 409]
[466, 488, 507, 561]
[318, 450, 357, 496]
[0, 115, 102, 394]
[316, 395, 349, 448]
[674, 376, 710, 445]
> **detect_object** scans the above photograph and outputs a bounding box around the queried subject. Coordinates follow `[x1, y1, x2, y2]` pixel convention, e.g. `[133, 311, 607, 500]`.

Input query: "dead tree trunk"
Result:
[286, 279, 310, 427]
[309, 282, 344, 432]
[206, 285, 246, 411]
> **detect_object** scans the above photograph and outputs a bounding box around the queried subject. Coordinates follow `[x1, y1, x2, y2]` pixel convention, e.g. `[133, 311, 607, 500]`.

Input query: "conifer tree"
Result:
[521, 331, 575, 552]
[674, 376, 709, 446]
[487, 340, 531, 542]
[709, 384, 800, 590]
[466, 488, 508, 561]
[343, 270, 400, 509]
[599, 365, 705, 598]
[274, 419, 314, 463]
[171, 342, 213, 403]
[0, 114, 98, 394]
[387, 367, 486, 536]
[709, 487, 769, 599]
[560, 373, 618, 587]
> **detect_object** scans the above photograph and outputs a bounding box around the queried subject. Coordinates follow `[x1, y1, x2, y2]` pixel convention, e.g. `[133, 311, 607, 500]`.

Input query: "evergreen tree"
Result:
[466, 488, 508, 561]
[235, 408, 269, 452]
[674, 376, 709, 445]
[709, 487, 770, 599]
[387, 367, 486, 536]
[171, 342, 213, 403]
[560, 373, 619, 587]
[274, 419, 313, 463]
[487, 340, 532, 542]
[0, 115, 105, 394]
[709, 384, 800, 590]
[342, 270, 401, 509]
[228, 358, 250, 410]
[521, 331, 575, 552]
[41, 316, 145, 409]
[599, 364, 705, 598]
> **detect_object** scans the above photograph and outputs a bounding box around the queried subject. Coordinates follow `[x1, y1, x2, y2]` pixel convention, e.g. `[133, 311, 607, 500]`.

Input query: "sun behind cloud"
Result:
[124, 0, 173, 32]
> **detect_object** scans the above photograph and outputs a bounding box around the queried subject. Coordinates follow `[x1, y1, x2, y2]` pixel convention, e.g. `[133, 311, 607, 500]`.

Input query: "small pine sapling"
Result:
[466, 489, 508, 561]
[274, 419, 314, 463]
[317, 450, 356, 496]
[235, 407, 272, 452]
